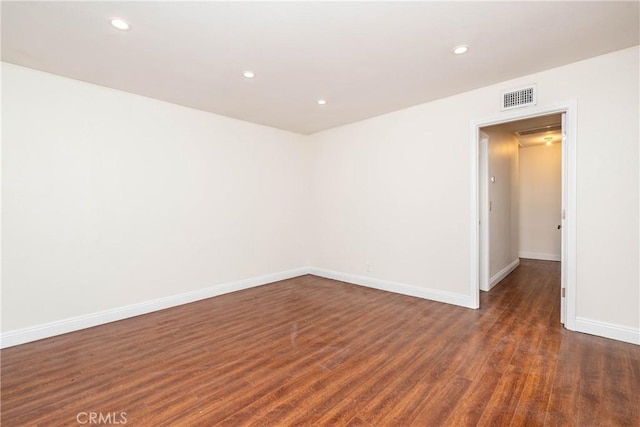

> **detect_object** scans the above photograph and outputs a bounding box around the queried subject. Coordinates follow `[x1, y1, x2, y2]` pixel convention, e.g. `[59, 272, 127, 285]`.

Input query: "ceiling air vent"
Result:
[501, 85, 536, 111]
[515, 124, 561, 137]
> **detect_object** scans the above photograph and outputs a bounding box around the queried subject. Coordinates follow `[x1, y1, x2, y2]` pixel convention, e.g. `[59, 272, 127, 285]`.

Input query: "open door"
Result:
[560, 112, 567, 324]
[478, 131, 490, 292]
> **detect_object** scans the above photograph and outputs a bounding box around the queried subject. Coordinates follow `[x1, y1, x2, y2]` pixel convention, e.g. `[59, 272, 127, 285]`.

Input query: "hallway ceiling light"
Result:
[317, 99, 327, 105]
[243, 71, 255, 78]
[452, 45, 469, 55]
[110, 18, 131, 31]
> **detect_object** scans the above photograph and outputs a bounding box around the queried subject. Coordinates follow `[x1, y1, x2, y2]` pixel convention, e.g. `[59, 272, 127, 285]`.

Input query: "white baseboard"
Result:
[518, 251, 561, 262]
[308, 267, 475, 309]
[0, 267, 310, 349]
[484, 258, 520, 291]
[575, 317, 640, 345]
[4, 266, 636, 348]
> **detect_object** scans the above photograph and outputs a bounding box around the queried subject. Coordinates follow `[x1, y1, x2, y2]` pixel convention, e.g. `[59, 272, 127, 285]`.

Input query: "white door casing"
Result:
[469, 101, 577, 331]
[479, 131, 490, 292]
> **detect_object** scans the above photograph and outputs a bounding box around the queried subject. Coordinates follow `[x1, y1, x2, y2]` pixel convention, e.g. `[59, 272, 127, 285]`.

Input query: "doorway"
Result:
[480, 114, 562, 316]
[469, 102, 577, 331]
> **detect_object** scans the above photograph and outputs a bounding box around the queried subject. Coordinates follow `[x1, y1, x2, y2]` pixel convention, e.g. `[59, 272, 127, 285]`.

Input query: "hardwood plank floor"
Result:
[2, 259, 639, 426]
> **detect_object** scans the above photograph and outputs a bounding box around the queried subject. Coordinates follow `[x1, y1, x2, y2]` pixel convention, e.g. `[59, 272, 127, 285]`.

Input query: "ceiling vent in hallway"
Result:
[515, 124, 562, 137]
[501, 85, 536, 110]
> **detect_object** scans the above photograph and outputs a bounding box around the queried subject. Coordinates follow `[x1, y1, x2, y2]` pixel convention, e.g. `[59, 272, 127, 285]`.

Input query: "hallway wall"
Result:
[519, 143, 562, 260]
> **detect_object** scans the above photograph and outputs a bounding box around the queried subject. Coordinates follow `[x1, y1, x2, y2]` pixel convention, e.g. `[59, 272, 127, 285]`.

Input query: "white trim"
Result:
[4, 264, 636, 348]
[469, 125, 481, 309]
[478, 132, 490, 295]
[0, 267, 310, 349]
[563, 102, 578, 331]
[470, 100, 578, 330]
[309, 267, 475, 309]
[560, 111, 567, 325]
[485, 258, 520, 291]
[518, 252, 561, 262]
[575, 317, 640, 345]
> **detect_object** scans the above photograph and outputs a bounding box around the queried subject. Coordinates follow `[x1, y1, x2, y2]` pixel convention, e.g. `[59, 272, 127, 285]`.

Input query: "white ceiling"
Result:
[2, 1, 639, 135]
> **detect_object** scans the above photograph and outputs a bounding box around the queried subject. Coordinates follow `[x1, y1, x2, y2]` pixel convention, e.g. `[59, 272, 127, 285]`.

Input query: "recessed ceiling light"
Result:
[317, 99, 327, 105]
[243, 71, 255, 79]
[110, 18, 130, 31]
[544, 136, 553, 146]
[452, 45, 469, 55]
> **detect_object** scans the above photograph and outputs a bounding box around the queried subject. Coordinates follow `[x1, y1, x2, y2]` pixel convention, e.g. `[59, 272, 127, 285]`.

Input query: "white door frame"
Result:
[478, 131, 490, 293]
[468, 100, 577, 331]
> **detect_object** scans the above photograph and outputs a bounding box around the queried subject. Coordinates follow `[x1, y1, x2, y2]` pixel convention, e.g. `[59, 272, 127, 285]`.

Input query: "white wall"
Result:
[308, 100, 473, 300]
[308, 46, 639, 331]
[519, 143, 562, 260]
[3, 46, 639, 345]
[2, 63, 309, 334]
[483, 127, 519, 279]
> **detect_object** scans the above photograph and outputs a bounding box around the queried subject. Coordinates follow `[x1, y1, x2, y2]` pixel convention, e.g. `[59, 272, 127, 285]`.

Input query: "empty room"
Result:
[2, 2, 639, 426]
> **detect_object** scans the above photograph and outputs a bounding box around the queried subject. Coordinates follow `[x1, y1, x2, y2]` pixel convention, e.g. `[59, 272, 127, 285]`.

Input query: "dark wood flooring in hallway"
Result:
[2, 259, 639, 426]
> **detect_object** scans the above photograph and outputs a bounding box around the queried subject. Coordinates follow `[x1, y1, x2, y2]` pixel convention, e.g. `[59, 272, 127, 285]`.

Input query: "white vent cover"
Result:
[515, 124, 561, 137]
[501, 85, 536, 110]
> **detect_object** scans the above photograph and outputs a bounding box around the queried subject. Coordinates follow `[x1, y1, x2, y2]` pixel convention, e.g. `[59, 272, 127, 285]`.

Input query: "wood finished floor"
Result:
[2, 259, 639, 426]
